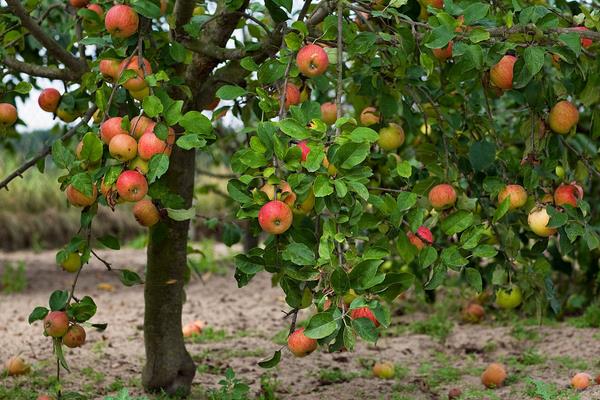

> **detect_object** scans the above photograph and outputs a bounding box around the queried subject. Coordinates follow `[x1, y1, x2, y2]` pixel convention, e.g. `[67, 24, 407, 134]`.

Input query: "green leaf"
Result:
[396, 160, 412, 178]
[68, 296, 97, 322]
[337, 143, 370, 169]
[426, 25, 455, 49]
[118, 270, 144, 286]
[304, 312, 337, 339]
[131, 0, 162, 18]
[180, 111, 212, 134]
[143, 95, 163, 118]
[441, 211, 474, 235]
[81, 132, 103, 163]
[234, 254, 264, 274]
[97, 235, 120, 250]
[523, 46, 545, 75]
[418, 246, 437, 269]
[147, 154, 170, 183]
[331, 268, 349, 294]
[396, 192, 417, 212]
[349, 127, 379, 143]
[216, 85, 247, 100]
[52, 140, 75, 169]
[28, 306, 49, 324]
[176, 134, 206, 150]
[546, 206, 567, 228]
[282, 243, 315, 266]
[14, 81, 32, 94]
[343, 327, 356, 351]
[258, 350, 281, 368]
[165, 207, 195, 221]
[469, 140, 495, 171]
[279, 119, 310, 139]
[440, 246, 468, 269]
[227, 180, 253, 204]
[472, 244, 498, 258]
[164, 100, 184, 126]
[70, 173, 94, 197]
[465, 268, 482, 292]
[313, 175, 334, 197]
[493, 197, 511, 222]
[463, 3, 490, 24]
[49, 290, 69, 311]
[240, 57, 259, 71]
[559, 33, 581, 57]
[352, 318, 378, 343]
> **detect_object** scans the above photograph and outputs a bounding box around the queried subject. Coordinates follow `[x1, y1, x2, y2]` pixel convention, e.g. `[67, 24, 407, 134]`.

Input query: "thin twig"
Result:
[91, 249, 112, 271]
[335, 0, 343, 137]
[561, 137, 600, 178]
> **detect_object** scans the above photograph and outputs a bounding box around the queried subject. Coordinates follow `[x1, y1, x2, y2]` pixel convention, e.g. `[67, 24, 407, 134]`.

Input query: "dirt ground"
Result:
[1, 248, 600, 400]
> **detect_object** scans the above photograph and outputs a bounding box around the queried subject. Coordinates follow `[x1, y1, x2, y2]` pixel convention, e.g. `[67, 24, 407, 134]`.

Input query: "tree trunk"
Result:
[142, 145, 196, 396]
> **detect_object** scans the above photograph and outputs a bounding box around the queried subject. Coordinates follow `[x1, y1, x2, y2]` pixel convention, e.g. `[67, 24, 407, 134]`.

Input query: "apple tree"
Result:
[1, 0, 600, 397]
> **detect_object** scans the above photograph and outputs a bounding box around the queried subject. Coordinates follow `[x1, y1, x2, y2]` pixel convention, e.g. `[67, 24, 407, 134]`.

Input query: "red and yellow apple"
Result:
[0, 103, 17, 126]
[258, 200, 293, 235]
[296, 44, 329, 78]
[105, 4, 139, 39]
[377, 123, 405, 151]
[527, 207, 557, 237]
[321, 102, 337, 125]
[428, 183, 457, 209]
[360, 107, 380, 126]
[481, 363, 507, 388]
[66, 184, 98, 207]
[100, 117, 128, 144]
[116, 170, 148, 202]
[287, 328, 317, 357]
[109, 133, 138, 162]
[63, 324, 86, 348]
[44, 311, 69, 337]
[554, 183, 583, 208]
[490, 55, 517, 90]
[548, 100, 579, 134]
[498, 184, 527, 210]
[350, 306, 379, 327]
[38, 88, 61, 113]
[133, 199, 160, 227]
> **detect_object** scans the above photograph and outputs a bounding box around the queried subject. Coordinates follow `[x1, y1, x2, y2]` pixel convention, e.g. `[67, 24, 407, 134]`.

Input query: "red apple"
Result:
[428, 183, 457, 209]
[297, 141, 310, 162]
[296, 44, 329, 78]
[130, 115, 155, 139]
[573, 26, 593, 49]
[554, 183, 583, 208]
[490, 55, 517, 90]
[284, 83, 301, 109]
[63, 324, 86, 348]
[548, 100, 579, 134]
[462, 303, 485, 323]
[99, 58, 121, 82]
[66, 184, 98, 207]
[258, 200, 293, 235]
[408, 226, 433, 250]
[109, 133, 138, 162]
[37, 395, 54, 400]
[83, 4, 104, 31]
[360, 107, 380, 126]
[116, 170, 148, 202]
[372, 361, 395, 379]
[182, 322, 201, 338]
[350, 306, 379, 327]
[119, 56, 152, 91]
[321, 102, 337, 125]
[138, 131, 169, 160]
[498, 184, 527, 210]
[0, 103, 17, 126]
[481, 363, 507, 388]
[571, 372, 592, 390]
[38, 88, 61, 113]
[44, 311, 69, 337]
[287, 328, 317, 357]
[105, 4, 139, 39]
[133, 199, 160, 227]
[69, 0, 89, 8]
[100, 117, 128, 144]
[432, 41, 453, 61]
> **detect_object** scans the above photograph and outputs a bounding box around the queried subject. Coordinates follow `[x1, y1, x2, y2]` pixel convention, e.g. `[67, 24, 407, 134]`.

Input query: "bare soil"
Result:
[1, 248, 599, 400]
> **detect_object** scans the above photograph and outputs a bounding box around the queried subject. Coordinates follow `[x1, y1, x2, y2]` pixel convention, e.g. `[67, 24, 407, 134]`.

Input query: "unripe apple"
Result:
[119, 56, 152, 91]
[56, 107, 78, 123]
[321, 102, 337, 125]
[548, 100, 579, 134]
[69, 0, 89, 8]
[462, 303, 485, 323]
[66, 184, 98, 207]
[350, 306, 379, 327]
[428, 183, 457, 209]
[571, 372, 592, 390]
[481, 363, 507, 388]
[0, 103, 18, 126]
[44, 311, 69, 337]
[105, 4, 139, 39]
[100, 117, 128, 144]
[432, 41, 453, 61]
[284, 83, 301, 109]
[130, 116, 154, 139]
[128, 157, 149, 174]
[133, 199, 160, 227]
[372, 361, 395, 379]
[573, 26, 593, 48]
[61, 252, 82, 273]
[63, 324, 86, 348]
[287, 328, 317, 357]
[99, 58, 121, 82]
[294, 190, 315, 215]
[360, 107, 380, 126]
[38, 88, 61, 113]
[258, 200, 293, 235]
[497, 184, 527, 210]
[296, 44, 329, 78]
[138, 131, 168, 160]
[377, 123, 405, 151]
[109, 133, 138, 162]
[116, 170, 148, 202]
[490, 55, 517, 90]
[527, 207, 557, 237]
[297, 141, 310, 162]
[129, 86, 150, 101]
[554, 183, 583, 208]
[323, 156, 337, 176]
[83, 4, 104, 31]
[4, 356, 30, 376]
[495, 285, 522, 309]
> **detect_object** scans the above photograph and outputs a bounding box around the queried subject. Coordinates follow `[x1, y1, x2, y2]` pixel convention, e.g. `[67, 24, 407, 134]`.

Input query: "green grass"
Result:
[568, 304, 600, 328]
[408, 314, 453, 341]
[1, 261, 27, 293]
[525, 378, 581, 400]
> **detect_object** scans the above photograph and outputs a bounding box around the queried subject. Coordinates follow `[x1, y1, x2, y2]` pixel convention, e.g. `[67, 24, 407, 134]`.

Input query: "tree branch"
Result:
[5, 0, 87, 78]
[2, 55, 78, 80]
[0, 105, 97, 191]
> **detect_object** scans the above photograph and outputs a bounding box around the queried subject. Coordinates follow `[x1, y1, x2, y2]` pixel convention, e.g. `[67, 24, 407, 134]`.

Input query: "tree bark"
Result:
[142, 144, 196, 396]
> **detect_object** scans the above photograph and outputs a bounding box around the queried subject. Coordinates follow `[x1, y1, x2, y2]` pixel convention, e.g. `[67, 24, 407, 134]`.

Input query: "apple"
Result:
[56, 107, 78, 123]
[69, 0, 89, 8]
[548, 100, 579, 134]
[100, 117, 128, 144]
[377, 123, 405, 151]
[527, 207, 557, 237]
[350, 306, 379, 327]
[284, 83, 301, 109]
[481, 363, 507, 388]
[63, 324, 86, 348]
[133, 199, 160, 227]
[432, 41, 453, 61]
[37, 395, 54, 400]
[573, 26, 593, 49]
[321, 102, 337, 125]
[490, 55, 517, 90]
[360, 107, 380, 126]
[294, 190, 315, 215]
[130, 115, 154, 139]
[554, 183, 583, 208]
[38, 88, 61, 113]
[83, 4, 104, 31]
[260, 181, 296, 207]
[448, 388, 462, 400]
[497, 184, 527, 210]
[66, 184, 97, 207]
[372, 361, 395, 379]
[119, 56, 152, 91]
[129, 157, 149, 174]
[105, 4, 139, 39]
[182, 322, 201, 338]
[4, 356, 30, 376]
[296, 44, 329, 77]
[109, 133, 138, 162]
[287, 328, 317, 357]
[258, 200, 293, 235]
[99, 58, 121, 82]
[297, 141, 310, 162]
[44, 311, 69, 337]
[323, 156, 337, 176]
[129, 86, 150, 101]
[495, 285, 522, 309]
[571, 372, 591, 390]
[0, 103, 17, 126]
[462, 303, 485, 323]
[61, 252, 82, 273]
[408, 226, 434, 250]
[116, 170, 148, 202]
[138, 131, 171, 160]
[428, 183, 457, 209]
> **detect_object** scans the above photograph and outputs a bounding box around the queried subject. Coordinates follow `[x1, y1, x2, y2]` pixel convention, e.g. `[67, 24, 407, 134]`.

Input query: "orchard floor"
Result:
[1, 248, 600, 400]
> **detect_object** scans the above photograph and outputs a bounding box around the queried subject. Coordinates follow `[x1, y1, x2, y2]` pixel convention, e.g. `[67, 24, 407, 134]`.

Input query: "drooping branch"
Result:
[5, 0, 88, 77]
[2, 55, 78, 80]
[0, 105, 98, 191]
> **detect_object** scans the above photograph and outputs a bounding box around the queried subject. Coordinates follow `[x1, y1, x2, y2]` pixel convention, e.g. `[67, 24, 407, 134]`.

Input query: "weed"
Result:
[408, 314, 453, 341]
[569, 304, 600, 328]
[525, 377, 581, 400]
[1, 261, 27, 293]
[207, 367, 250, 400]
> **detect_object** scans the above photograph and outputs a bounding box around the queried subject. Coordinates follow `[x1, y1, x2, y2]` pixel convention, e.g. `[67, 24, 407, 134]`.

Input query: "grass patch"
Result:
[1, 261, 27, 293]
[317, 367, 364, 384]
[408, 314, 453, 341]
[568, 304, 600, 328]
[525, 378, 581, 400]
